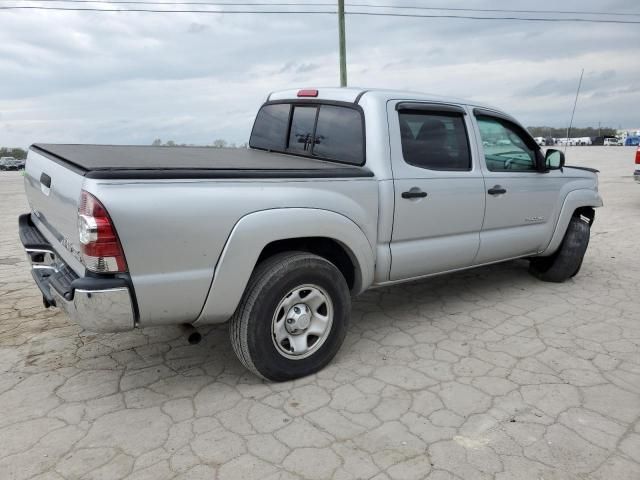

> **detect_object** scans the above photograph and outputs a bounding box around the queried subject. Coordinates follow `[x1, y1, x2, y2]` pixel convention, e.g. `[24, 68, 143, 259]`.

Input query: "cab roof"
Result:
[267, 87, 504, 115]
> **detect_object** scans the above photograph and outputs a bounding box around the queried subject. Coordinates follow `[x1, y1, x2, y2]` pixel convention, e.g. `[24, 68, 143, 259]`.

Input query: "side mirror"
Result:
[545, 149, 565, 170]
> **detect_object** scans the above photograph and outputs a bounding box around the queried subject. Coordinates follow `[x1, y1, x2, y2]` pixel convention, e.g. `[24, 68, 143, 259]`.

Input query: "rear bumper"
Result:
[634, 170, 640, 183]
[19, 213, 136, 332]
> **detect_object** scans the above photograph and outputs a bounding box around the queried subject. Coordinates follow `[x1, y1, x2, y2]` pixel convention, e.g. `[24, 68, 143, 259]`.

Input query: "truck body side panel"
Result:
[87, 177, 378, 326]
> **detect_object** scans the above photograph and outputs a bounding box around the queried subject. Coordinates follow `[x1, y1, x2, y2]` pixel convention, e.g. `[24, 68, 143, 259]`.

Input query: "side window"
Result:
[398, 111, 471, 170]
[476, 117, 537, 171]
[313, 105, 364, 165]
[249, 103, 291, 151]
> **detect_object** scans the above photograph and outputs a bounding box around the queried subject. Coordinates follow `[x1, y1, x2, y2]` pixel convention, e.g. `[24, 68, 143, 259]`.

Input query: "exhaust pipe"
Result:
[181, 324, 202, 345]
[43, 295, 54, 309]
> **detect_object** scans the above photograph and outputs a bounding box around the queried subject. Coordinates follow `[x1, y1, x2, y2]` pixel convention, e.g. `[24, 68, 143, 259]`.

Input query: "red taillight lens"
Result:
[78, 190, 127, 273]
[297, 89, 318, 97]
[635, 147, 640, 165]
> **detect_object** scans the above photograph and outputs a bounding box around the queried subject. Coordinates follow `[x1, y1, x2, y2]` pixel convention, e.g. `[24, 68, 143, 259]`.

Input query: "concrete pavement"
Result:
[0, 146, 639, 479]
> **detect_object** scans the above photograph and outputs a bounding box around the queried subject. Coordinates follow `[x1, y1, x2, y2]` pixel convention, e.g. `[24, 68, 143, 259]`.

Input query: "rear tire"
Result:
[230, 251, 351, 381]
[529, 216, 590, 282]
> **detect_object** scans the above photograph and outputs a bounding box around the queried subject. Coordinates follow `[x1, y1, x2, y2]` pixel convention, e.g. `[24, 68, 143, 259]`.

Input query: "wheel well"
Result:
[574, 206, 595, 225]
[257, 237, 357, 291]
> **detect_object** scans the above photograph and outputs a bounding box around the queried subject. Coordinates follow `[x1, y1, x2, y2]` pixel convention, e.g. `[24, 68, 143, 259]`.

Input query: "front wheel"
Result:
[529, 216, 591, 282]
[230, 252, 351, 381]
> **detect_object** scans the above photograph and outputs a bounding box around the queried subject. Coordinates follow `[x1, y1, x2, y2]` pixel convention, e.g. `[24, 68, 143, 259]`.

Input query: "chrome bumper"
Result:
[50, 286, 135, 332]
[634, 171, 640, 183]
[19, 213, 136, 332]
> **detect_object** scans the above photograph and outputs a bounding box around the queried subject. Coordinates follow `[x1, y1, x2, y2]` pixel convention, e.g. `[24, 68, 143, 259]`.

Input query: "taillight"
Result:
[78, 190, 127, 273]
[635, 147, 640, 166]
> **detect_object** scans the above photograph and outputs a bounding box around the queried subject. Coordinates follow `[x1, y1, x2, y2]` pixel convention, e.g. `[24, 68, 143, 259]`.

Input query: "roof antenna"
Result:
[564, 68, 584, 153]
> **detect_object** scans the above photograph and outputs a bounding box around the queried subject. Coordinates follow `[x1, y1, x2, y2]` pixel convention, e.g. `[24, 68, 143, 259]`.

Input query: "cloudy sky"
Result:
[1, 0, 638, 147]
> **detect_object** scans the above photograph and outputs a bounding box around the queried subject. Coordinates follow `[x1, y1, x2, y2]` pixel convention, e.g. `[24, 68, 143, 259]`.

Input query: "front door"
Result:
[472, 112, 565, 263]
[389, 102, 486, 281]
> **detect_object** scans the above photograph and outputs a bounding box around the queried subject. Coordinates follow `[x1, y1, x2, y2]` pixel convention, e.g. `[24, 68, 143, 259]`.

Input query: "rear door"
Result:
[388, 102, 485, 280]
[472, 110, 564, 263]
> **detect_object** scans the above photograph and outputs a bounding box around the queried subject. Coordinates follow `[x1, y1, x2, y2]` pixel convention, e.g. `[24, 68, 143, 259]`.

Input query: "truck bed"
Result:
[32, 144, 373, 180]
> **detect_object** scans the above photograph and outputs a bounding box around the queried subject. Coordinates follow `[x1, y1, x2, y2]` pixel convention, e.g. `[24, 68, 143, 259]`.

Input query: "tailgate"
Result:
[24, 148, 86, 275]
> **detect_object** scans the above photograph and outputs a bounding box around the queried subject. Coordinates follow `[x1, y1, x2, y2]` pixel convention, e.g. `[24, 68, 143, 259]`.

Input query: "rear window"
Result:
[250, 102, 365, 165]
[399, 111, 471, 171]
[249, 103, 291, 151]
[287, 106, 317, 155]
[313, 105, 364, 165]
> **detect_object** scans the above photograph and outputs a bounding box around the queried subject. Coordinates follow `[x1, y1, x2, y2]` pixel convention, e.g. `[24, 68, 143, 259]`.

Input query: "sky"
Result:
[1, 0, 639, 148]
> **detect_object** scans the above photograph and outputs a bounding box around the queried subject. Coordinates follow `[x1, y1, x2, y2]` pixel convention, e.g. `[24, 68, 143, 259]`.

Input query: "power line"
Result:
[2, 4, 640, 23]
[2, 5, 331, 12]
[347, 2, 640, 17]
[5, 0, 335, 5]
[347, 11, 640, 23]
[3, 0, 640, 17]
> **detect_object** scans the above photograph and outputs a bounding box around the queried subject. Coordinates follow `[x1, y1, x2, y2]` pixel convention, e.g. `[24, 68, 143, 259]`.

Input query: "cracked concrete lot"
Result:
[1, 146, 639, 480]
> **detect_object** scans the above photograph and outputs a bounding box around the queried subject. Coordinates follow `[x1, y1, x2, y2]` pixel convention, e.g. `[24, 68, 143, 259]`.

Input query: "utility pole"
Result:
[338, 0, 347, 87]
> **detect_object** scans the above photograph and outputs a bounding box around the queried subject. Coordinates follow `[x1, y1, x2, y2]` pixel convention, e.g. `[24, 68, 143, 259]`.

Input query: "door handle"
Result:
[401, 190, 428, 199]
[487, 185, 507, 195]
[40, 172, 51, 188]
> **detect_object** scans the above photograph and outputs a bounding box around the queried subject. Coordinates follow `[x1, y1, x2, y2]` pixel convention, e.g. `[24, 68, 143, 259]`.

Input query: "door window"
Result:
[398, 111, 471, 171]
[476, 117, 538, 171]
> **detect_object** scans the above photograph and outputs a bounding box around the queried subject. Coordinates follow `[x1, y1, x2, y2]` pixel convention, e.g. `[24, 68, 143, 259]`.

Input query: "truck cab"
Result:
[261, 88, 600, 284]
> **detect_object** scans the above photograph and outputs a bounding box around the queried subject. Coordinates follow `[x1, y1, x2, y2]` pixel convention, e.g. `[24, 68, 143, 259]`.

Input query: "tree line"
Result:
[527, 126, 617, 138]
[151, 139, 249, 148]
[0, 147, 27, 159]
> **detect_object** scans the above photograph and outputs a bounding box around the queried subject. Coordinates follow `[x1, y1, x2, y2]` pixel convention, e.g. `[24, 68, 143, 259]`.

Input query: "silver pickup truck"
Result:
[19, 87, 602, 381]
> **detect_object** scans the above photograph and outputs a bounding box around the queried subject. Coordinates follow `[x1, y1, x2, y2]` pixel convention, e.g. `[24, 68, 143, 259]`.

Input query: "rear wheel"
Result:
[230, 252, 351, 381]
[529, 215, 591, 282]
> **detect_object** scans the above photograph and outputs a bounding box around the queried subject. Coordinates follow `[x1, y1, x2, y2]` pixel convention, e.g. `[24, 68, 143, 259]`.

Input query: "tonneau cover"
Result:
[32, 144, 373, 180]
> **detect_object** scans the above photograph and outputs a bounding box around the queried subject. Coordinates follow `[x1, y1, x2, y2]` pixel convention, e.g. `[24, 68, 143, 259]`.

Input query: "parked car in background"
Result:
[604, 137, 622, 146]
[18, 87, 603, 381]
[634, 147, 640, 183]
[625, 136, 640, 147]
[0, 157, 24, 170]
